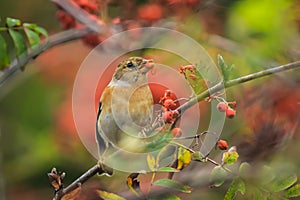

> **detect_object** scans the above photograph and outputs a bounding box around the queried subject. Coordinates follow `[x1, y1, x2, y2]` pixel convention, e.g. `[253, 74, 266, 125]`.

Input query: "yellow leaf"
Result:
[147, 154, 156, 171]
[96, 190, 126, 200]
[177, 147, 192, 170]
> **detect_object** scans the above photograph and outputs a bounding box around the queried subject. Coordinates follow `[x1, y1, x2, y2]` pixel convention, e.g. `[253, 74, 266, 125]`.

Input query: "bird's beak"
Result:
[139, 59, 154, 74]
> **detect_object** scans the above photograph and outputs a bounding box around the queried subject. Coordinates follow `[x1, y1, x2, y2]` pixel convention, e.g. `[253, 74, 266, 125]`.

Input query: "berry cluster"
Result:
[217, 101, 236, 119]
[158, 89, 182, 137]
[56, 0, 99, 29]
[159, 90, 179, 123]
[179, 64, 196, 79]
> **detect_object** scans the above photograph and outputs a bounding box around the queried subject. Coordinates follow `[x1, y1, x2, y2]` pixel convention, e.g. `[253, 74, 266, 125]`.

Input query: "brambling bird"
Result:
[96, 57, 154, 176]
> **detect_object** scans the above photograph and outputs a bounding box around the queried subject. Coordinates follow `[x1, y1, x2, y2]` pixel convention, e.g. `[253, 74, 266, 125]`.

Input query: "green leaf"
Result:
[260, 165, 275, 186]
[147, 154, 156, 171]
[145, 132, 172, 151]
[217, 54, 233, 81]
[8, 29, 27, 56]
[185, 69, 204, 94]
[33, 26, 48, 40]
[222, 150, 239, 166]
[253, 188, 264, 200]
[156, 167, 179, 173]
[23, 23, 48, 46]
[176, 147, 192, 170]
[270, 173, 297, 192]
[96, 190, 126, 200]
[285, 183, 300, 198]
[156, 145, 176, 167]
[153, 179, 192, 193]
[210, 166, 227, 187]
[192, 151, 206, 162]
[6, 17, 21, 27]
[24, 26, 40, 47]
[239, 162, 251, 178]
[0, 34, 10, 69]
[224, 178, 245, 200]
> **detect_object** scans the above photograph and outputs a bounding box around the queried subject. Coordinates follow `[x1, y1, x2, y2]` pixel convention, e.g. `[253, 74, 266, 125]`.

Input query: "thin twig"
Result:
[50, 60, 300, 200]
[177, 60, 300, 114]
[53, 164, 102, 200]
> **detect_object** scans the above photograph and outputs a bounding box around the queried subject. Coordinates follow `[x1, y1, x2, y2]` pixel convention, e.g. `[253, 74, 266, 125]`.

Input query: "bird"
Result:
[96, 57, 154, 176]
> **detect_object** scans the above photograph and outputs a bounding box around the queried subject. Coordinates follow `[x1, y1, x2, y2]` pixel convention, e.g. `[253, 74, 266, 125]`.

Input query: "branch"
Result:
[49, 60, 300, 199]
[0, 27, 92, 87]
[52, 164, 102, 200]
[0, 0, 112, 86]
[51, 0, 108, 34]
[177, 60, 300, 114]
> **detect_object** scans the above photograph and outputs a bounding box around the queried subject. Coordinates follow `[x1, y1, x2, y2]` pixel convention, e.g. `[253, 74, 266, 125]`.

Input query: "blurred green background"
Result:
[0, 0, 299, 199]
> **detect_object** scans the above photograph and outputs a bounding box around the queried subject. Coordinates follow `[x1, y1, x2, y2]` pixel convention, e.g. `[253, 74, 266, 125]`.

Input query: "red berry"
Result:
[137, 4, 163, 22]
[159, 89, 176, 104]
[217, 140, 228, 150]
[163, 99, 177, 110]
[217, 102, 228, 112]
[162, 111, 174, 123]
[171, 128, 182, 137]
[162, 110, 179, 123]
[226, 108, 236, 119]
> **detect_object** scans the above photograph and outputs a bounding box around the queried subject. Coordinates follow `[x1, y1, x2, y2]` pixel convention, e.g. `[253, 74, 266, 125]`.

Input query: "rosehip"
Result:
[217, 102, 228, 112]
[217, 140, 228, 150]
[226, 108, 236, 119]
[171, 128, 182, 137]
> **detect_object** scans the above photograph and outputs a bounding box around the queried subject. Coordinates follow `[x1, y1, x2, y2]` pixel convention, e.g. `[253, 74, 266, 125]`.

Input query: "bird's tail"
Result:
[97, 161, 113, 176]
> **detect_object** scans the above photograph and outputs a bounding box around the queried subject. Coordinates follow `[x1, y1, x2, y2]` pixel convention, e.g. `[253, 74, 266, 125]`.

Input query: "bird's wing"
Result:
[95, 101, 110, 158]
[96, 100, 113, 176]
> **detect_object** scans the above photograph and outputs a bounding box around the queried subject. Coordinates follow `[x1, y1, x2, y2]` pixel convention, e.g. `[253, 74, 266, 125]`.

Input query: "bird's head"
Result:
[112, 57, 154, 85]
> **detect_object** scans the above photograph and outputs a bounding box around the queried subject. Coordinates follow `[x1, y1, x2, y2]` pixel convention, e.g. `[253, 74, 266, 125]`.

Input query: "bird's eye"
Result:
[127, 62, 134, 68]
